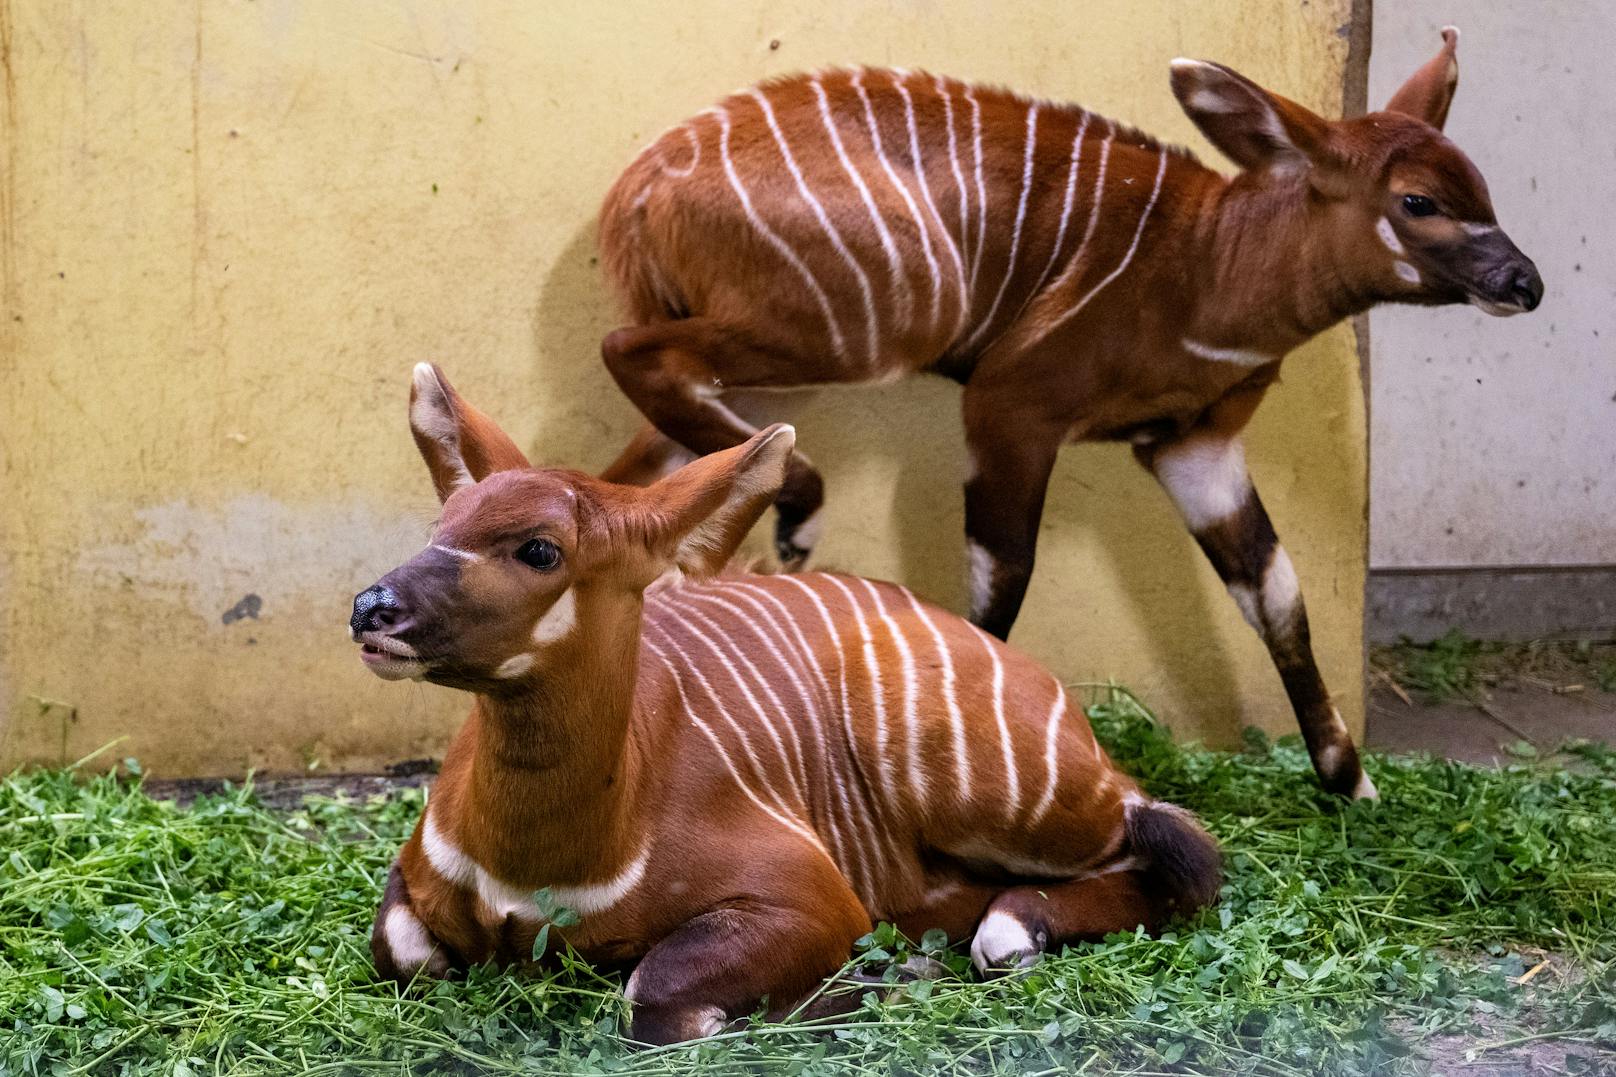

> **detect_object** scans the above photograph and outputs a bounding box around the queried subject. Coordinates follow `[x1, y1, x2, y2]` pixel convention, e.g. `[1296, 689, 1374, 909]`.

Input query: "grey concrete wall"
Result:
[1368, 5, 1616, 570]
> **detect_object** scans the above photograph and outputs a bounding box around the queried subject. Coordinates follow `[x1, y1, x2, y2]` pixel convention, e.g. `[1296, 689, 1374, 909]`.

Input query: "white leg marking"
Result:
[1227, 581, 1262, 632]
[430, 543, 483, 562]
[966, 539, 997, 623]
[858, 579, 927, 808]
[894, 72, 969, 342]
[532, 587, 577, 645]
[964, 103, 1039, 352]
[853, 70, 943, 334]
[384, 905, 448, 975]
[695, 1005, 727, 1039]
[976, 628, 1021, 819]
[1394, 260, 1422, 284]
[1152, 437, 1250, 533]
[900, 587, 972, 801]
[1181, 338, 1276, 367]
[1375, 216, 1405, 256]
[646, 637, 830, 858]
[714, 106, 845, 358]
[750, 87, 879, 364]
[493, 653, 535, 680]
[1026, 681, 1068, 825]
[1353, 769, 1380, 800]
[970, 910, 1041, 973]
[791, 506, 824, 553]
[1260, 546, 1301, 631]
[812, 77, 912, 334]
[1033, 146, 1169, 346]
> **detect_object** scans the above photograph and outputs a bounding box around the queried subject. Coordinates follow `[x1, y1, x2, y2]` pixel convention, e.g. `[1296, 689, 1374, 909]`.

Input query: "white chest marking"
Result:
[420, 810, 648, 922]
[1182, 338, 1275, 368]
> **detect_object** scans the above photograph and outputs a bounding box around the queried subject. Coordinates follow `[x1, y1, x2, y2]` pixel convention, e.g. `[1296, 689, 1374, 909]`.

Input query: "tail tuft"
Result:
[1126, 799, 1223, 914]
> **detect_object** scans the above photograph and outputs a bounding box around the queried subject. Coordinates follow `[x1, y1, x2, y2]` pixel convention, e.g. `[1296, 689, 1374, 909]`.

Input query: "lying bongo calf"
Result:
[352, 364, 1221, 1045]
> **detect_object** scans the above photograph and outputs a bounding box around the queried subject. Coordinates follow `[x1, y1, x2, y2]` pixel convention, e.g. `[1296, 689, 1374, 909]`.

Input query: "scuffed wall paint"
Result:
[2, 1, 1364, 774]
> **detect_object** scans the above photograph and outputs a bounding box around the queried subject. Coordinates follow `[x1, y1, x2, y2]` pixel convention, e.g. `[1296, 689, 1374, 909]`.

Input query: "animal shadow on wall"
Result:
[531, 219, 1250, 745]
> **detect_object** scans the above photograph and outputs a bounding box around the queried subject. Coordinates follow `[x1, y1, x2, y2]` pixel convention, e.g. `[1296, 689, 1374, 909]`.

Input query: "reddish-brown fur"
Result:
[593, 29, 1541, 797]
[355, 365, 1220, 1046]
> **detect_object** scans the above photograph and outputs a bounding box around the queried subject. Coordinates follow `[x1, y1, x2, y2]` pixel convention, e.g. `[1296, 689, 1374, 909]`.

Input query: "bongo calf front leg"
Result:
[623, 876, 871, 1045]
[1138, 431, 1374, 799]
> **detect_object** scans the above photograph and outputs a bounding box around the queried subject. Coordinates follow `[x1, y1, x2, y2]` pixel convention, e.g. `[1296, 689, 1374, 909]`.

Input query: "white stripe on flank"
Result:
[812, 77, 912, 333]
[894, 72, 969, 342]
[1027, 682, 1068, 825]
[1042, 119, 1113, 298]
[777, 574, 895, 882]
[430, 543, 482, 562]
[664, 591, 822, 828]
[935, 76, 973, 312]
[859, 579, 927, 807]
[1027, 111, 1092, 302]
[645, 639, 831, 858]
[750, 87, 879, 363]
[1034, 146, 1169, 347]
[1182, 338, 1275, 368]
[658, 124, 702, 178]
[643, 623, 797, 817]
[900, 586, 972, 801]
[854, 70, 943, 333]
[977, 628, 1021, 819]
[964, 103, 1039, 352]
[714, 106, 845, 358]
[421, 810, 647, 920]
[966, 87, 989, 294]
[656, 600, 812, 809]
[820, 574, 896, 807]
[689, 584, 867, 895]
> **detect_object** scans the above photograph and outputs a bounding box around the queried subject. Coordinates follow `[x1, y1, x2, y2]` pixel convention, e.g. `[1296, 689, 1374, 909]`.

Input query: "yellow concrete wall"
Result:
[0, 1, 1365, 775]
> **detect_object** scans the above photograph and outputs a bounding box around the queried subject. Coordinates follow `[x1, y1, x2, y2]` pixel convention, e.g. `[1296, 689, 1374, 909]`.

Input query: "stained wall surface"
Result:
[0, 2, 1365, 773]
[1369, 6, 1616, 569]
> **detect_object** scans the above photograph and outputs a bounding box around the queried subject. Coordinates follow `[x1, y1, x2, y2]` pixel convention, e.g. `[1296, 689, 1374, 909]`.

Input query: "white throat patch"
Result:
[420, 809, 649, 921]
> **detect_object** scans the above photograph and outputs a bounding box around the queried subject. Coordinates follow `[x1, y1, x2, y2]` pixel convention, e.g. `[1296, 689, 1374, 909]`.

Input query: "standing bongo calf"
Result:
[595, 28, 1542, 798]
[355, 365, 1219, 1045]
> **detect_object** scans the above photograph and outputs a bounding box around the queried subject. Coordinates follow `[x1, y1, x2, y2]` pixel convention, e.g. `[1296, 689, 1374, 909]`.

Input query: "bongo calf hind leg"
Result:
[601, 320, 828, 568]
[970, 870, 1165, 974]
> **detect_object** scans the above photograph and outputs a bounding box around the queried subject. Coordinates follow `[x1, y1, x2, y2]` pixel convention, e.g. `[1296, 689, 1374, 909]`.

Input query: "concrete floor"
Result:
[1367, 682, 1616, 764]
